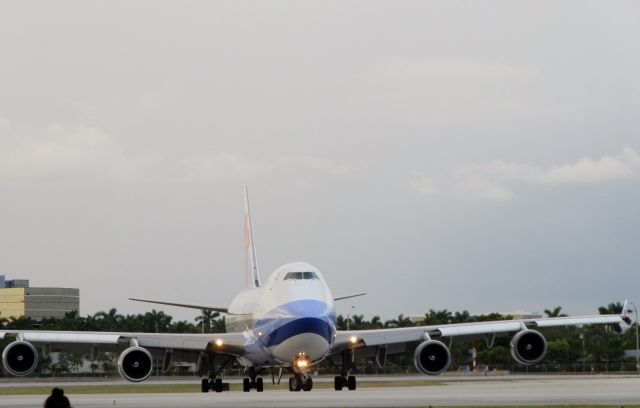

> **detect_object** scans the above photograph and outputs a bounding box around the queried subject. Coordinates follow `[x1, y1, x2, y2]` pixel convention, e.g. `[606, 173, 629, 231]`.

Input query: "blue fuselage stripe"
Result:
[264, 317, 333, 347]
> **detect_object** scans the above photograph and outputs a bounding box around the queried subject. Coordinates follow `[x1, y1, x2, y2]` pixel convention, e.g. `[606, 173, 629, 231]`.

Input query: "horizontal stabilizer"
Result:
[129, 298, 228, 313]
[334, 293, 367, 301]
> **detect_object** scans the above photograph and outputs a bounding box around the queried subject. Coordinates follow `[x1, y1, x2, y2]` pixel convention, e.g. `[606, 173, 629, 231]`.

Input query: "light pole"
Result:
[579, 333, 586, 373]
[346, 305, 355, 331]
[629, 301, 639, 375]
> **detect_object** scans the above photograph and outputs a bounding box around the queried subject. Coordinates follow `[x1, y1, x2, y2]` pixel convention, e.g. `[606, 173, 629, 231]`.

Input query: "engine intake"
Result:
[117, 346, 153, 382]
[413, 340, 451, 375]
[2, 341, 38, 376]
[510, 329, 547, 365]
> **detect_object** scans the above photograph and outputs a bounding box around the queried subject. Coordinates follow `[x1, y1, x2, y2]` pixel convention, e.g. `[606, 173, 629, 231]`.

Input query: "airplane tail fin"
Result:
[244, 186, 261, 288]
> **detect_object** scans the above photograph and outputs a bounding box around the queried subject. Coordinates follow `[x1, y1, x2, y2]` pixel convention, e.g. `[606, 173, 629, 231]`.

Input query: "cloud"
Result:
[0, 119, 352, 185]
[0, 123, 140, 182]
[540, 148, 640, 185]
[407, 172, 439, 196]
[410, 148, 640, 201]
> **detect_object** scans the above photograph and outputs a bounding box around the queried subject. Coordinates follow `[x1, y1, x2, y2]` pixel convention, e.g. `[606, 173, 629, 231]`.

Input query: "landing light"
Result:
[214, 339, 223, 347]
[349, 335, 358, 344]
[296, 359, 309, 368]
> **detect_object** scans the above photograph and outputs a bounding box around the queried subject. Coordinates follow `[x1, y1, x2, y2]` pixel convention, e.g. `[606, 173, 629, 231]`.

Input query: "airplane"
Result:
[0, 187, 632, 393]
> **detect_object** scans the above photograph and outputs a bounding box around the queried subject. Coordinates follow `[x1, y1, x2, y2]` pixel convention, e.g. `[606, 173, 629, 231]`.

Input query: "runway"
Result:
[2, 376, 639, 407]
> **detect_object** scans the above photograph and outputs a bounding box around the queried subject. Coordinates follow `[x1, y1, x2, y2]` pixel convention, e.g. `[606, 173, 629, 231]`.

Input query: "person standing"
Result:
[44, 387, 71, 408]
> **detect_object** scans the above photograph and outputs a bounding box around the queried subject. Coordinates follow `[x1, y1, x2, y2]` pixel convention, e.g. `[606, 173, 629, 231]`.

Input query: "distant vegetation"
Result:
[0, 302, 637, 376]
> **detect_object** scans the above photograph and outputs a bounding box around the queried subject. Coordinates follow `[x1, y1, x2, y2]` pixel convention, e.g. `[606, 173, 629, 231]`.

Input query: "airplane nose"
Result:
[266, 317, 334, 362]
[271, 332, 331, 362]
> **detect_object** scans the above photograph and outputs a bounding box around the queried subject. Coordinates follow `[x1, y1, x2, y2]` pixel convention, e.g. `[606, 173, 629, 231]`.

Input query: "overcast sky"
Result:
[1, 1, 639, 323]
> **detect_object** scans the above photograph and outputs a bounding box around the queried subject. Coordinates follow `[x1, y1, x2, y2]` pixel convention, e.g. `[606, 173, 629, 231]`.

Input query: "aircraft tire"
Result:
[242, 378, 250, 392]
[347, 375, 356, 390]
[288, 375, 302, 391]
[201, 379, 210, 393]
[256, 378, 264, 392]
[303, 377, 313, 391]
[214, 378, 223, 393]
[334, 376, 343, 391]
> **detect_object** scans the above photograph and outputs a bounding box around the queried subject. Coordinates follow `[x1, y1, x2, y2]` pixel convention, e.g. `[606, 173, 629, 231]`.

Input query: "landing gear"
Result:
[201, 352, 232, 393]
[330, 349, 358, 391]
[242, 367, 264, 392]
[288, 374, 313, 391]
[333, 375, 356, 391]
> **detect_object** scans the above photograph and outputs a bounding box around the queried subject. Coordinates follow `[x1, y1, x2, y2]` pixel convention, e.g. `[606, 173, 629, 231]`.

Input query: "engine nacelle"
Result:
[510, 329, 547, 365]
[2, 341, 38, 376]
[117, 346, 153, 382]
[413, 340, 451, 375]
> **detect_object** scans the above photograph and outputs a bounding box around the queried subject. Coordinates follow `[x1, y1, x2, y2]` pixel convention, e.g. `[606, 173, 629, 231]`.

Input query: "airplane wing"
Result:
[332, 313, 629, 352]
[128, 298, 229, 313]
[0, 329, 245, 355]
[0, 329, 249, 381]
[334, 293, 367, 301]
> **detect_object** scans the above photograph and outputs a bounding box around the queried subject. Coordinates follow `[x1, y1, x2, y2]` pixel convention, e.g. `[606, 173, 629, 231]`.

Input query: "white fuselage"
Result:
[225, 262, 336, 366]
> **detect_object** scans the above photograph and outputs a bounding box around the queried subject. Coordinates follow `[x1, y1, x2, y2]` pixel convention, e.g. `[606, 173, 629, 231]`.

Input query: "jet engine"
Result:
[413, 340, 451, 375]
[510, 329, 547, 365]
[2, 340, 39, 376]
[117, 346, 154, 382]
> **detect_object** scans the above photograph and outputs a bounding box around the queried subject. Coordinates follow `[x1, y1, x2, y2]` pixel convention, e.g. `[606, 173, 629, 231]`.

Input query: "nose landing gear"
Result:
[288, 374, 313, 391]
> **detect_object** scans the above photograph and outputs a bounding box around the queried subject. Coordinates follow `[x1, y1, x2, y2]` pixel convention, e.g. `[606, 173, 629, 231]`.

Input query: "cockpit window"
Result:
[283, 272, 319, 280]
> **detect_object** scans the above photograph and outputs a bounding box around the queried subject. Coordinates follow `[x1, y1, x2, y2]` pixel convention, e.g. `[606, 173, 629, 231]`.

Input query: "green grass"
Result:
[0, 380, 444, 395]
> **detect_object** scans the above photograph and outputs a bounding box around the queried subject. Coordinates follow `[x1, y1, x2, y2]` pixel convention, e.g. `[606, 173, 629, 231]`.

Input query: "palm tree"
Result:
[143, 310, 172, 333]
[195, 310, 220, 333]
[94, 308, 124, 331]
[598, 302, 624, 315]
[598, 302, 625, 333]
[386, 314, 414, 328]
[370, 315, 383, 329]
[544, 306, 567, 318]
[423, 309, 453, 325]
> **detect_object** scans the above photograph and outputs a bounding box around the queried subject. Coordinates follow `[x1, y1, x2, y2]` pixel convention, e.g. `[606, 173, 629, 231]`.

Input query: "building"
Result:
[0, 275, 80, 320]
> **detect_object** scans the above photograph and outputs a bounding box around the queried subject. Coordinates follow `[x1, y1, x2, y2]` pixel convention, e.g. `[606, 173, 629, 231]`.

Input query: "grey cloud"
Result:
[0, 119, 352, 185]
[410, 148, 640, 201]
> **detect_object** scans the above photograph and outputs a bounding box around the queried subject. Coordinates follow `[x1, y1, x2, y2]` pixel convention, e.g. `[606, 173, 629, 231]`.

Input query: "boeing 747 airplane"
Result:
[0, 188, 631, 392]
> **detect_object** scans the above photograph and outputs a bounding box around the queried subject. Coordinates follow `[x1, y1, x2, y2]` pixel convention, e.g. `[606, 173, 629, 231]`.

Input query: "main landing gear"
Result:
[201, 378, 226, 393]
[200, 352, 233, 393]
[330, 349, 357, 391]
[242, 366, 264, 392]
[334, 375, 356, 391]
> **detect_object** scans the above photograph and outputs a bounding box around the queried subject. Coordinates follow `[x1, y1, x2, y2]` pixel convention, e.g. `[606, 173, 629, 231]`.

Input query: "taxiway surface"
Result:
[1, 376, 639, 407]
